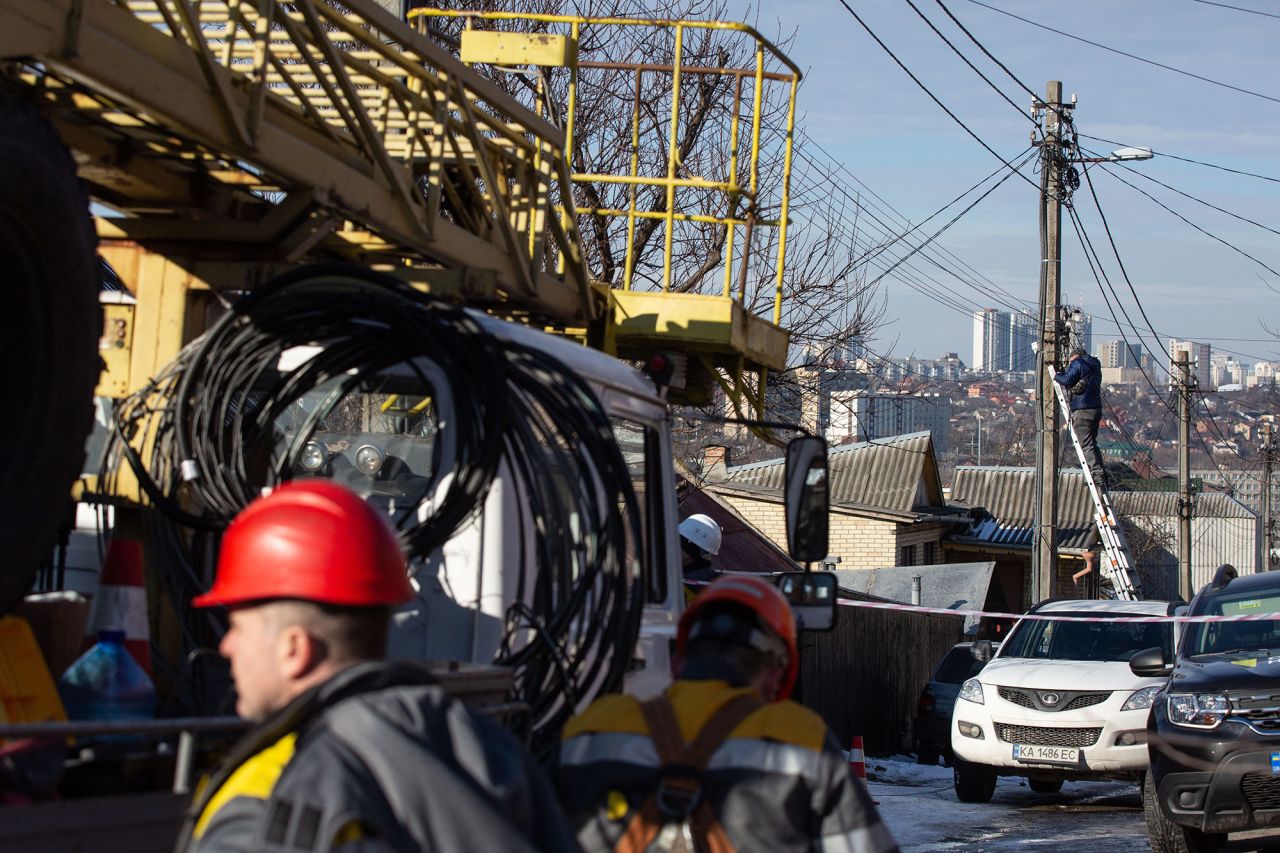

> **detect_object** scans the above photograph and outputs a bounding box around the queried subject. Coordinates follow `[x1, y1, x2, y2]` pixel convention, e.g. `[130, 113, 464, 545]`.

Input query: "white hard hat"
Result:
[679, 513, 722, 556]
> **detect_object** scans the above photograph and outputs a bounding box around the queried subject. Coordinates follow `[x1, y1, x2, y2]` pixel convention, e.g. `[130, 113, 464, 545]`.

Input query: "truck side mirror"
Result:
[784, 436, 829, 564]
[1129, 646, 1171, 677]
[776, 571, 837, 632]
[971, 640, 994, 663]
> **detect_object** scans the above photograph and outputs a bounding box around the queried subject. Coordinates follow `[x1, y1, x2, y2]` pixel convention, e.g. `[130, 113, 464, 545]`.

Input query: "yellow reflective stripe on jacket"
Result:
[193, 733, 298, 839]
[561, 680, 826, 752]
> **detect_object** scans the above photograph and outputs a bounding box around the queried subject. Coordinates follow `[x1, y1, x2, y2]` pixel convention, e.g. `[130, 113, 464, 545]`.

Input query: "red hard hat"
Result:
[193, 480, 412, 608]
[677, 575, 799, 700]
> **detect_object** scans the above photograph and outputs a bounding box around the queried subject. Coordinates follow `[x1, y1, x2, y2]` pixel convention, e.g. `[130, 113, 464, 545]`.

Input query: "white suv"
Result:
[950, 598, 1179, 802]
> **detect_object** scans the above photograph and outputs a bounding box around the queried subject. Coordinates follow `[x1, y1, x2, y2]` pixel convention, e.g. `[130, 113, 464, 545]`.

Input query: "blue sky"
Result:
[726, 0, 1280, 365]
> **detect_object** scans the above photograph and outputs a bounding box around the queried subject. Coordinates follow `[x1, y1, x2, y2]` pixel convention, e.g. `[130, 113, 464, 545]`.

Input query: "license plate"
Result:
[1012, 744, 1079, 764]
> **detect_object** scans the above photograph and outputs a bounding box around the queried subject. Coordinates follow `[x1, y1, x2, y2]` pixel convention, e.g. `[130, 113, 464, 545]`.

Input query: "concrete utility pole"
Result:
[1264, 424, 1276, 570]
[1033, 81, 1068, 602]
[1176, 351, 1195, 599]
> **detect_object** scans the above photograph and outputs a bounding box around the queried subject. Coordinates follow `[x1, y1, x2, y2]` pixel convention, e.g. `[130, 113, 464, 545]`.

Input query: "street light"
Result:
[1074, 146, 1154, 164]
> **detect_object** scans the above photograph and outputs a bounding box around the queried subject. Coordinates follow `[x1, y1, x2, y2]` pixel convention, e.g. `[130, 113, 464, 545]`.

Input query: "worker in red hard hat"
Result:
[175, 480, 574, 853]
[555, 575, 898, 852]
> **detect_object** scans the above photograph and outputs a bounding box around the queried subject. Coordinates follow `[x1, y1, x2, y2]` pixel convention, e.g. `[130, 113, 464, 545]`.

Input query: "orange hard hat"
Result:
[677, 575, 799, 699]
[193, 480, 413, 608]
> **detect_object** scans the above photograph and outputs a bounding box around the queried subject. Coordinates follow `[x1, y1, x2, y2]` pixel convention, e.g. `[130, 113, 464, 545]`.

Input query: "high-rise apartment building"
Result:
[1009, 310, 1037, 373]
[1169, 339, 1213, 390]
[827, 390, 953, 454]
[1100, 339, 1143, 369]
[972, 308, 1010, 374]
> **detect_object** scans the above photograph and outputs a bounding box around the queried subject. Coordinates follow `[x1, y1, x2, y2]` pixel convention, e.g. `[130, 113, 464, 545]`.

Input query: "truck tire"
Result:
[1142, 769, 1225, 852]
[953, 759, 997, 803]
[0, 92, 99, 614]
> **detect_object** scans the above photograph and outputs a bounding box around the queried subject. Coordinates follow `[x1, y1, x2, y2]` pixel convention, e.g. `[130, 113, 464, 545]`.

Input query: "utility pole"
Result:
[1263, 424, 1276, 570]
[1033, 81, 1068, 602]
[1176, 351, 1195, 599]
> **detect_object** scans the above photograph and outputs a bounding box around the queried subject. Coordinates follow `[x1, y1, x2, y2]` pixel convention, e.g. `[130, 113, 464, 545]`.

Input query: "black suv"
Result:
[1134, 564, 1280, 852]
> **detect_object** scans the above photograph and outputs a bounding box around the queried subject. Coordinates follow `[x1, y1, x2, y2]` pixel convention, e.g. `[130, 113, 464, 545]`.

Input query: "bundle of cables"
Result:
[100, 264, 644, 753]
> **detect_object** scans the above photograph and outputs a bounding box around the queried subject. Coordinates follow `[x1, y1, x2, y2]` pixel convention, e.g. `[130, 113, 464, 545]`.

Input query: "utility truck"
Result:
[0, 1, 824, 838]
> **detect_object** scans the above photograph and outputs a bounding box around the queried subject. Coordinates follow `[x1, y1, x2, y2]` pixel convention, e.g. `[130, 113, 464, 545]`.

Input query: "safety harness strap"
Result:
[616, 692, 762, 853]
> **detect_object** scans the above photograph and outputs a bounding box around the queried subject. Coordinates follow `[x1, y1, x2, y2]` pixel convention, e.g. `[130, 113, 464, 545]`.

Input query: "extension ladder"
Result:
[1050, 369, 1143, 600]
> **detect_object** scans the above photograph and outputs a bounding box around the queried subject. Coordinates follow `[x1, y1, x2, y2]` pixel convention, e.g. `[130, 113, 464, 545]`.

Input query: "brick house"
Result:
[703, 432, 966, 570]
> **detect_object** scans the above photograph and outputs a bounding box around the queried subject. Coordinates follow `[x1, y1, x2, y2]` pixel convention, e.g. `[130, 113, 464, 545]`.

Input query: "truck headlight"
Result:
[958, 678, 985, 705]
[1120, 686, 1161, 712]
[1167, 693, 1229, 729]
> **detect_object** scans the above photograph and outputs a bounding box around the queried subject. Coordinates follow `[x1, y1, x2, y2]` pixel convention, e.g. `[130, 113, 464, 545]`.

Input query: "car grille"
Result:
[994, 723, 1101, 748]
[997, 687, 1112, 712]
[1242, 774, 1280, 811]
[1229, 693, 1280, 731]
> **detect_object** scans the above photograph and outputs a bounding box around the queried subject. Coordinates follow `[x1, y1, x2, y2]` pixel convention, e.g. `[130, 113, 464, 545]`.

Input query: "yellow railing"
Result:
[410, 10, 801, 327]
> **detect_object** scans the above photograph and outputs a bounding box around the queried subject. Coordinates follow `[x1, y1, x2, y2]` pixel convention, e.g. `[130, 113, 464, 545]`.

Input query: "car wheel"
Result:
[0, 92, 99, 615]
[953, 759, 997, 803]
[1142, 769, 1225, 852]
[1029, 776, 1063, 794]
[916, 744, 941, 766]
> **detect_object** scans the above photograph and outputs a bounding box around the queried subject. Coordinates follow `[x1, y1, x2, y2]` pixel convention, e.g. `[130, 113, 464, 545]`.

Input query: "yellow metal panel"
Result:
[461, 31, 576, 67]
[95, 301, 134, 398]
[609, 290, 788, 371]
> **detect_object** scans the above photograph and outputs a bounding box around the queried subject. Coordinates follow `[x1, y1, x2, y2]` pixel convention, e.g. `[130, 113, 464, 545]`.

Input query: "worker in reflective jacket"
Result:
[556, 575, 899, 853]
[175, 480, 574, 853]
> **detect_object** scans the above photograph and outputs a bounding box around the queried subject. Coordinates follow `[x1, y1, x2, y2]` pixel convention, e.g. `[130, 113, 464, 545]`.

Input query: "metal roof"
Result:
[948, 466, 1097, 552]
[1111, 491, 1257, 519]
[719, 432, 942, 515]
[1035, 599, 1174, 615]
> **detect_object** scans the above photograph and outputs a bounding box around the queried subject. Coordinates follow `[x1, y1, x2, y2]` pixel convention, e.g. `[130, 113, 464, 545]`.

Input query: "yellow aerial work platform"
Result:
[414, 10, 801, 412]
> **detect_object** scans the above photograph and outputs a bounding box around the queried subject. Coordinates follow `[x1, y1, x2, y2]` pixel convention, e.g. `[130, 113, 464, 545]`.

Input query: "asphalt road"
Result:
[868, 760, 1280, 851]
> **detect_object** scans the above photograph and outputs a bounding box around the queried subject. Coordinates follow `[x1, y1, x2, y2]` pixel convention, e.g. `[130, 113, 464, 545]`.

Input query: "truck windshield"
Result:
[1184, 593, 1280, 656]
[1000, 614, 1173, 663]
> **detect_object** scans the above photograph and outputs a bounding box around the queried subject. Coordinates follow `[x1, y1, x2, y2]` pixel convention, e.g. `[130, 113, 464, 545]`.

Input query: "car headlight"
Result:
[300, 441, 327, 472]
[958, 678, 985, 705]
[1166, 693, 1229, 729]
[355, 444, 383, 476]
[1120, 686, 1162, 712]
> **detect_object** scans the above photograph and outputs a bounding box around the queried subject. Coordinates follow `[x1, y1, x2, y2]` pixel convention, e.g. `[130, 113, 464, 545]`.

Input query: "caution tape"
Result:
[830, 596, 1279, 624]
[681, 576, 1279, 623]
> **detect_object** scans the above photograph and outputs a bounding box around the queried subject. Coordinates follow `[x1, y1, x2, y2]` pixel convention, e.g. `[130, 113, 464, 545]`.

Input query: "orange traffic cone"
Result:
[86, 539, 151, 673]
[848, 735, 879, 804]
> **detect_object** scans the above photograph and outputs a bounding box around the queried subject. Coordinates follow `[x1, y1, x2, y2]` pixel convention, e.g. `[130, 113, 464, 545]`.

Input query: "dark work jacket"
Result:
[176, 661, 577, 853]
[557, 680, 899, 853]
[1054, 354, 1102, 410]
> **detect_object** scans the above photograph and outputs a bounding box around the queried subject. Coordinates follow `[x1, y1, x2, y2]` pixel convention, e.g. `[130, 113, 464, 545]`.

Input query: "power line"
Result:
[1079, 165, 1178, 376]
[930, 0, 1039, 101]
[1081, 147, 1280, 239]
[804, 137, 1033, 310]
[867, 149, 1037, 288]
[856, 147, 1034, 267]
[1096, 163, 1280, 277]
[794, 142, 1037, 314]
[1190, 0, 1280, 21]
[1079, 134, 1280, 185]
[831, 0, 1042, 190]
[963, 0, 1280, 106]
[1066, 204, 1175, 410]
[900, 0, 1036, 124]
